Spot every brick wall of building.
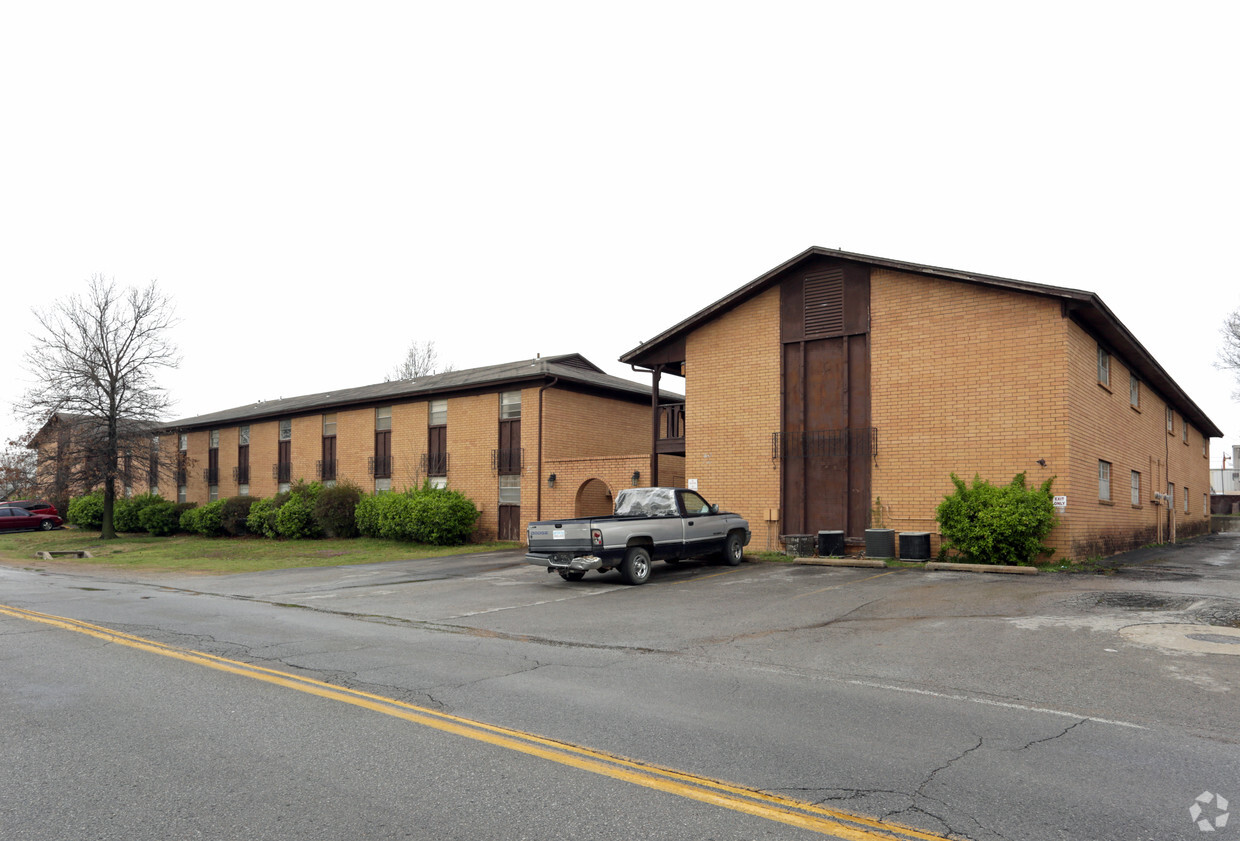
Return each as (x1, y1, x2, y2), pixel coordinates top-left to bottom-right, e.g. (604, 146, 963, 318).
(541, 388, 651, 460)
(869, 268, 1071, 553)
(1064, 320, 1213, 557)
(683, 287, 783, 552)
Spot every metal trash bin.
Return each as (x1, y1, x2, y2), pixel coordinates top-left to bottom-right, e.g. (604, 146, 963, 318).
(817, 530, 845, 557)
(899, 532, 931, 560)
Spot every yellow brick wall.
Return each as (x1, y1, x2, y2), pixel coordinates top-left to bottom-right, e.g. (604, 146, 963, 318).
(683, 287, 783, 552)
(869, 269, 1071, 553)
(542, 388, 652, 459)
(1064, 321, 1213, 556)
(168, 383, 667, 544)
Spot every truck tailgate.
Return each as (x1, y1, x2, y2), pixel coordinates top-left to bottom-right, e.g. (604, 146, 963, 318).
(527, 519, 594, 553)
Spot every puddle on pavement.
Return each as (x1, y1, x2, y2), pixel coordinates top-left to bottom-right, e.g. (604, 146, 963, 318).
(1083, 592, 1198, 611)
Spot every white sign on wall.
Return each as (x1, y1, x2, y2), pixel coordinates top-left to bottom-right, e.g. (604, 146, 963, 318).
(688, 478, 698, 490)
(1053, 495, 1067, 510)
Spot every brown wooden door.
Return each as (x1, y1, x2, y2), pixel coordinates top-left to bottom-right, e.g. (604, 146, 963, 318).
(498, 504, 521, 541)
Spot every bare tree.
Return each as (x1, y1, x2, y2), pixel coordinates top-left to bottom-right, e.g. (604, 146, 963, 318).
(0, 443, 37, 500)
(18, 275, 180, 538)
(1220, 308, 1240, 400)
(385, 339, 454, 381)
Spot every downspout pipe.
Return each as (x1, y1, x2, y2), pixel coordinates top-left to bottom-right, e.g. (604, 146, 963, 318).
(536, 376, 558, 521)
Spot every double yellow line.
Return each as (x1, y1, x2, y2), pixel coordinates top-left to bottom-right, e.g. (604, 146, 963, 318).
(1, 603, 947, 841)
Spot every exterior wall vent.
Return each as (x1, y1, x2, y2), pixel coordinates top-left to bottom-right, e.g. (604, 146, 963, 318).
(803, 269, 844, 337)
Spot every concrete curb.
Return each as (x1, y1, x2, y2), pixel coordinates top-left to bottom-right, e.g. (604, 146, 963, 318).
(925, 561, 1037, 575)
(793, 557, 889, 569)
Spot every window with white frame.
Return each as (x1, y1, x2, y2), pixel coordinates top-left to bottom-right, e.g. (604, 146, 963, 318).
(1097, 346, 1110, 387)
(1129, 374, 1139, 408)
(1098, 460, 1111, 501)
(499, 474, 521, 504)
(376, 406, 392, 431)
(1130, 470, 1141, 506)
(429, 399, 447, 426)
(429, 476, 447, 490)
(500, 390, 522, 420)
(279, 419, 292, 441)
(375, 477, 391, 493)
(322, 414, 336, 436)
(240, 425, 250, 446)
(1167, 483, 1175, 509)
(1166, 407, 1174, 434)
(179, 433, 188, 451)
(1182, 422, 1188, 444)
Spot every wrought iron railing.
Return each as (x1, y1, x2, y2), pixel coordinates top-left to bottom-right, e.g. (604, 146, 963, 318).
(273, 462, 293, 483)
(492, 448, 523, 474)
(772, 427, 878, 460)
(422, 452, 449, 476)
(317, 459, 337, 481)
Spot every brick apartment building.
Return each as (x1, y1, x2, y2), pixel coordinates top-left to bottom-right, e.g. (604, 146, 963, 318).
(621, 247, 1222, 560)
(158, 354, 682, 540)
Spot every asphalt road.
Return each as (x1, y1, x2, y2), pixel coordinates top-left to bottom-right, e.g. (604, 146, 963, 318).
(2, 535, 1238, 840)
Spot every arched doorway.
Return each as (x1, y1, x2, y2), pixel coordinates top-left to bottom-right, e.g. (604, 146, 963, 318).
(575, 478, 614, 517)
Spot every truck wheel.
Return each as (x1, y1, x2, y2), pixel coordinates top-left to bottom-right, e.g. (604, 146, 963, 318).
(619, 546, 652, 585)
(723, 533, 744, 566)
(558, 570, 586, 582)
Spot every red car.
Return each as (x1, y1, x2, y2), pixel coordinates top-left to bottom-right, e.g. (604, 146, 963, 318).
(0, 499, 60, 517)
(0, 507, 63, 531)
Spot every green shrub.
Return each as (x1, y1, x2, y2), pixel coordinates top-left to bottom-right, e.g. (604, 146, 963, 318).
(67, 492, 106, 529)
(275, 484, 323, 539)
(408, 485, 480, 545)
(182, 500, 226, 537)
(178, 504, 201, 534)
(139, 500, 184, 536)
(354, 493, 384, 538)
(220, 496, 257, 536)
(354, 483, 480, 545)
(314, 481, 363, 538)
(936, 472, 1056, 565)
(113, 493, 163, 533)
(246, 494, 288, 539)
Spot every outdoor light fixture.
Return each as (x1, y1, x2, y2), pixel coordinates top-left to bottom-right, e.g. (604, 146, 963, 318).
(547, 473, 556, 488)
(631, 470, 641, 485)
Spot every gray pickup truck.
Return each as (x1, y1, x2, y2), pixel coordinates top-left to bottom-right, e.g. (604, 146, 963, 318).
(525, 487, 751, 585)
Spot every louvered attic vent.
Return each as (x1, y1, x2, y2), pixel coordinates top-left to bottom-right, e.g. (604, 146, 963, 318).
(803, 269, 844, 337)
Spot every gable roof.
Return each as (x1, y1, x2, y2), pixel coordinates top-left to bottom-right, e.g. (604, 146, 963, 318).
(620, 246, 1223, 439)
(166, 353, 681, 431)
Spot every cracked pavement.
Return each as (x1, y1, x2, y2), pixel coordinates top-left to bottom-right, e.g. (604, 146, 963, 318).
(3, 534, 1240, 840)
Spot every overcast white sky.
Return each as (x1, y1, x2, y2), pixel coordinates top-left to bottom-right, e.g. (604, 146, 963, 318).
(4, 2, 1238, 464)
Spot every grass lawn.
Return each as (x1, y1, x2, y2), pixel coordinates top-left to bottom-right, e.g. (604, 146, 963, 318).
(0, 527, 521, 575)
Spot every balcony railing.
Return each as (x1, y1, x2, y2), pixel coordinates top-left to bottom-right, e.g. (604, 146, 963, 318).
(317, 459, 337, 481)
(273, 462, 293, 483)
(492, 447, 523, 474)
(232, 465, 251, 484)
(655, 403, 685, 455)
(422, 452, 449, 476)
(772, 427, 878, 460)
(368, 456, 393, 478)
